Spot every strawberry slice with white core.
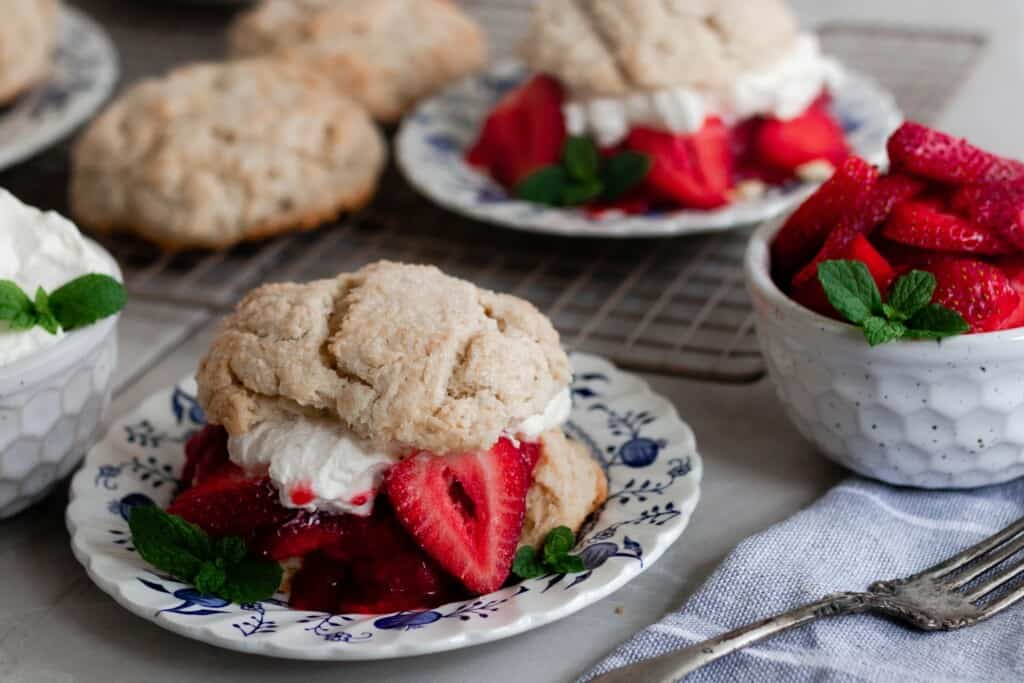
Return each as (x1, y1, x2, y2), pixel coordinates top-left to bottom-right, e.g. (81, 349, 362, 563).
(384, 438, 530, 595)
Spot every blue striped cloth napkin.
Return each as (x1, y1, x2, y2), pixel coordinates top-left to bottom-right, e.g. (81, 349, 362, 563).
(581, 477, 1024, 682)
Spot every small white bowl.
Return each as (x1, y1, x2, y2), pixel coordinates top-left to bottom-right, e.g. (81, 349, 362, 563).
(746, 218, 1024, 489)
(0, 242, 120, 517)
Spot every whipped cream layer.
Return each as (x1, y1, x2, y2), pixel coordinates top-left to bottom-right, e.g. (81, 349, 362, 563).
(229, 388, 573, 516)
(563, 34, 845, 147)
(0, 189, 118, 367)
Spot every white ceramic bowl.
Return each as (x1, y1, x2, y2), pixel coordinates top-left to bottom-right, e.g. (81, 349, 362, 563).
(0, 243, 120, 518)
(747, 218, 1024, 489)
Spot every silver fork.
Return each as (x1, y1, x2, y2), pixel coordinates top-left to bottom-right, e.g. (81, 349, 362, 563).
(590, 515, 1024, 682)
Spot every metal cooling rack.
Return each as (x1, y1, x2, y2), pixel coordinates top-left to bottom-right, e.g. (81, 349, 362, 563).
(91, 23, 987, 382)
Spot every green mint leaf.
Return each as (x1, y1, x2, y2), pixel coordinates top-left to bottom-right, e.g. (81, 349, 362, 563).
(33, 287, 59, 335)
(887, 270, 936, 321)
(512, 545, 546, 579)
(194, 561, 227, 595)
(563, 135, 600, 182)
(128, 507, 207, 581)
(48, 274, 126, 331)
(542, 526, 577, 567)
(548, 554, 586, 574)
(217, 536, 248, 566)
(516, 165, 568, 207)
(905, 304, 970, 340)
(817, 260, 883, 325)
(863, 316, 906, 346)
(601, 151, 652, 201)
(218, 556, 283, 603)
(562, 178, 604, 206)
(0, 280, 34, 326)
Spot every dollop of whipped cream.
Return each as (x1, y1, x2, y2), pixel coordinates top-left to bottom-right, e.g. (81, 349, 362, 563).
(563, 34, 845, 147)
(0, 189, 118, 367)
(228, 388, 574, 516)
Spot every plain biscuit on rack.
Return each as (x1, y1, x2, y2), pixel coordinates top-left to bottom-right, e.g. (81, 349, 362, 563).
(0, 0, 59, 104)
(523, 0, 799, 97)
(69, 60, 385, 251)
(228, 0, 488, 122)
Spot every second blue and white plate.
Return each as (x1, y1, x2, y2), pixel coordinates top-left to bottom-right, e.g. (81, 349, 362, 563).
(396, 60, 901, 239)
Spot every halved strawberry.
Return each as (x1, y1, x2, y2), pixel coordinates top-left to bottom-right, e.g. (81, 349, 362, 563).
(926, 258, 1020, 332)
(952, 182, 1024, 250)
(771, 156, 878, 280)
(996, 257, 1024, 330)
(790, 234, 895, 319)
(626, 118, 733, 210)
(466, 75, 566, 188)
(180, 425, 229, 490)
(383, 438, 530, 594)
(755, 101, 849, 172)
(792, 173, 923, 286)
(887, 121, 1024, 185)
(882, 200, 1014, 255)
(168, 464, 292, 538)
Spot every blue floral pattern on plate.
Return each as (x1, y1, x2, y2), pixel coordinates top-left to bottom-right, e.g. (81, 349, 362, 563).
(0, 6, 118, 171)
(396, 60, 902, 239)
(67, 353, 702, 660)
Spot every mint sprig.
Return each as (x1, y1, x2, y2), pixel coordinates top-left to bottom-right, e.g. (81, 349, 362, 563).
(516, 136, 651, 207)
(0, 273, 125, 335)
(512, 526, 585, 579)
(817, 261, 969, 346)
(128, 506, 282, 603)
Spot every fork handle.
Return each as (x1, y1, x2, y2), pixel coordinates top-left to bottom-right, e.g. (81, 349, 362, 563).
(588, 592, 873, 683)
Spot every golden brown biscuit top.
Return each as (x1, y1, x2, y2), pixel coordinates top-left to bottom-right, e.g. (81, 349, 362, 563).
(197, 262, 571, 454)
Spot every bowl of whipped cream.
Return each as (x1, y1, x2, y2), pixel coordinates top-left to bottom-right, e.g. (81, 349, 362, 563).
(0, 189, 122, 518)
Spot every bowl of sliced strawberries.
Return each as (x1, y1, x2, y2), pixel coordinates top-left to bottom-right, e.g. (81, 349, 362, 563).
(746, 121, 1024, 489)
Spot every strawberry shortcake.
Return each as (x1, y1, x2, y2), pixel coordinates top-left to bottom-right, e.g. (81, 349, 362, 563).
(168, 262, 607, 613)
(467, 0, 850, 214)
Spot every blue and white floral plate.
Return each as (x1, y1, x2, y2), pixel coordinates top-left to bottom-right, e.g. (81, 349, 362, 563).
(66, 353, 702, 660)
(0, 6, 118, 171)
(396, 60, 902, 239)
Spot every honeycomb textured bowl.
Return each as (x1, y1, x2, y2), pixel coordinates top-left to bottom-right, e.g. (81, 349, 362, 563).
(0, 240, 120, 518)
(747, 218, 1024, 489)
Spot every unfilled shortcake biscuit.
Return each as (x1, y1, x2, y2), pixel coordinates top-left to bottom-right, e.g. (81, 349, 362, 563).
(70, 60, 385, 251)
(0, 0, 59, 105)
(523, 0, 799, 97)
(228, 0, 488, 122)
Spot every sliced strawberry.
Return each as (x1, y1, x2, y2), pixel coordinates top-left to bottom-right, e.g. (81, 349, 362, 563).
(926, 258, 1020, 332)
(952, 182, 1024, 250)
(518, 441, 543, 471)
(996, 258, 1024, 330)
(466, 75, 566, 188)
(756, 102, 849, 172)
(180, 425, 229, 491)
(887, 121, 1024, 185)
(790, 235, 895, 319)
(168, 464, 292, 538)
(771, 156, 878, 280)
(626, 119, 733, 210)
(792, 173, 923, 286)
(384, 438, 530, 594)
(882, 200, 1015, 255)
(253, 512, 353, 561)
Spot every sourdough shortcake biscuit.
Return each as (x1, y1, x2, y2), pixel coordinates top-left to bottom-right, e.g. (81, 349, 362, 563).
(0, 0, 59, 105)
(523, 0, 799, 97)
(228, 0, 488, 122)
(70, 60, 385, 251)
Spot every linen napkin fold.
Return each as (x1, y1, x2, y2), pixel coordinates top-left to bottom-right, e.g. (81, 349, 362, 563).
(581, 477, 1024, 683)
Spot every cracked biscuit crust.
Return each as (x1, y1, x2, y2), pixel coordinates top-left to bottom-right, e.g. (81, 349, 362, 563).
(228, 0, 488, 122)
(69, 60, 385, 251)
(0, 0, 58, 105)
(523, 0, 798, 98)
(197, 261, 571, 455)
